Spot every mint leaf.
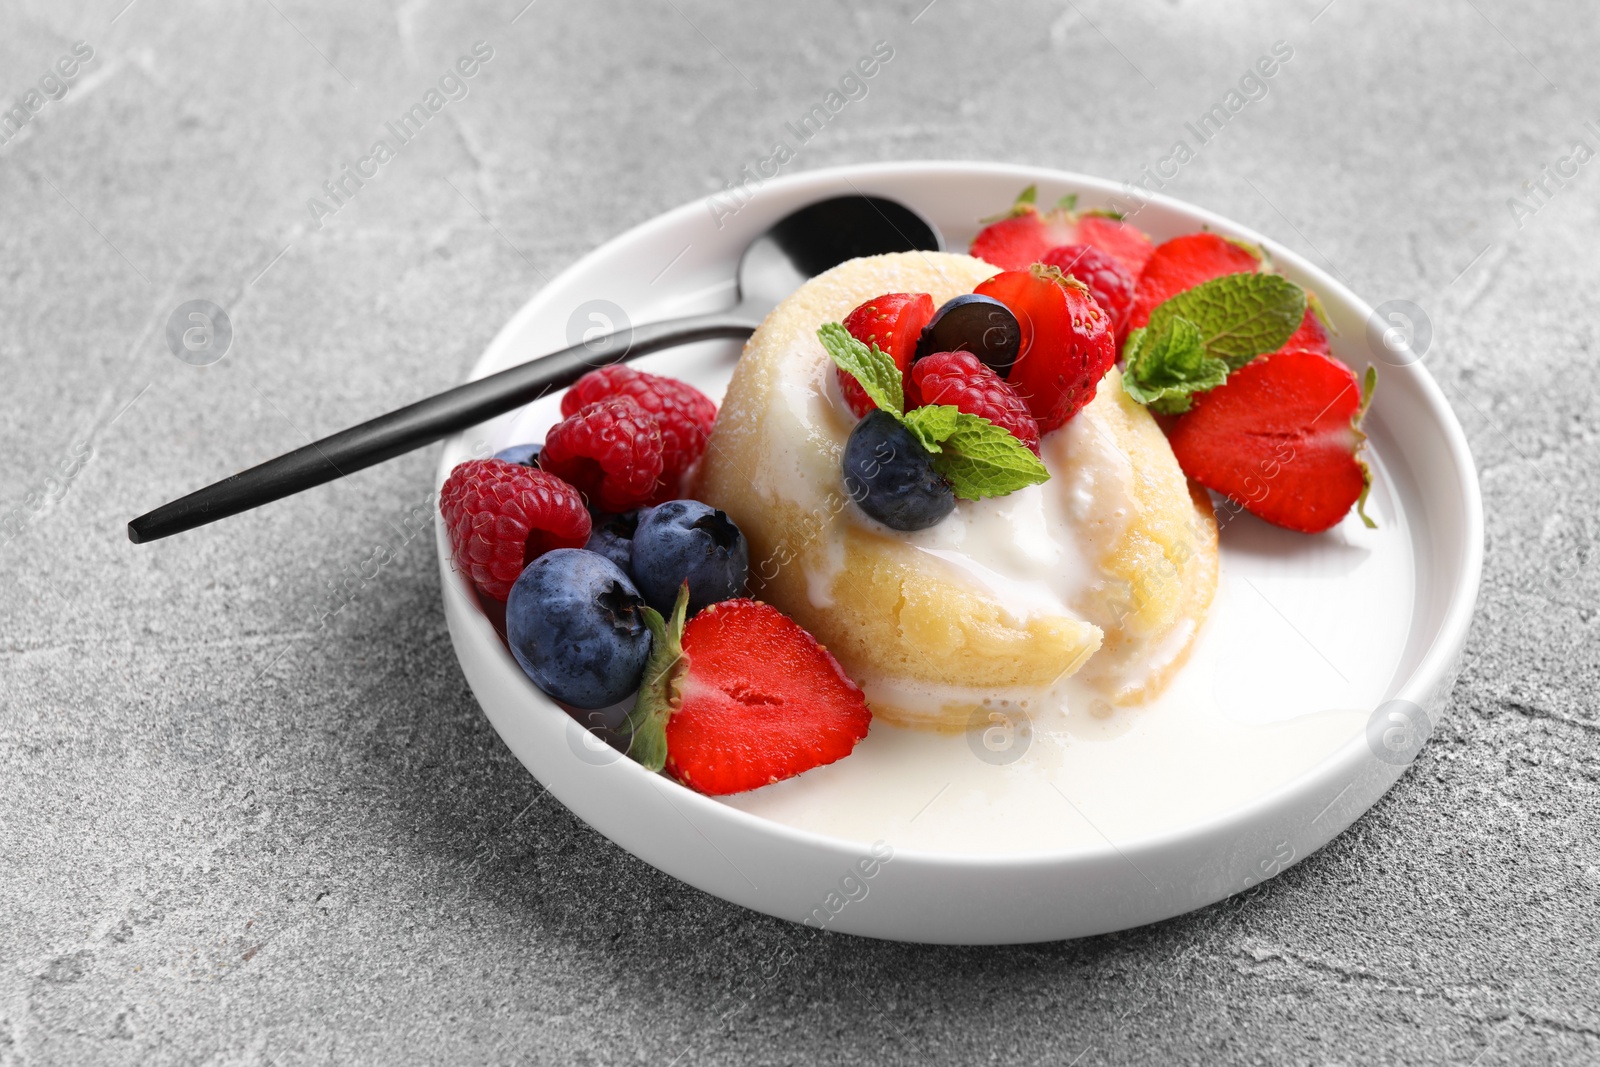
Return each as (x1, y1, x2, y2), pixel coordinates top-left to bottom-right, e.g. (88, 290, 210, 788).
(901, 404, 959, 453)
(623, 582, 689, 773)
(818, 322, 903, 415)
(1122, 316, 1230, 415)
(929, 412, 1050, 501)
(1144, 272, 1306, 370)
(906, 405, 1048, 498)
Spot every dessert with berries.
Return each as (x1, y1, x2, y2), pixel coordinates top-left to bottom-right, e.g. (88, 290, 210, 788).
(439, 184, 1378, 794)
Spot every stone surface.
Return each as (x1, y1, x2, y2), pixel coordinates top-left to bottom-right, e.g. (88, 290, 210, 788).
(1, 0, 1597, 1063)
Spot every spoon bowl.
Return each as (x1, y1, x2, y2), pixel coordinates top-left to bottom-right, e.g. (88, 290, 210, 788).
(735, 195, 943, 318)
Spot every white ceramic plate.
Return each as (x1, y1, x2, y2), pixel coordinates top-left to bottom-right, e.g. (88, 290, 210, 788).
(434, 162, 1482, 944)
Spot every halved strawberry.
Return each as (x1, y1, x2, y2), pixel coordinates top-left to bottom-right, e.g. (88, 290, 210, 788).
(969, 187, 1080, 270)
(1266, 301, 1331, 359)
(971, 188, 1156, 275)
(1075, 214, 1156, 276)
(838, 292, 935, 417)
(627, 588, 872, 796)
(1128, 233, 1262, 332)
(1167, 351, 1376, 534)
(973, 265, 1116, 433)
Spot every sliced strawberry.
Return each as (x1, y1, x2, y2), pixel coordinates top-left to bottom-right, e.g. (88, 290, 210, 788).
(1128, 233, 1262, 332)
(970, 210, 1079, 271)
(1075, 214, 1156, 276)
(627, 590, 871, 796)
(973, 265, 1116, 433)
(1167, 351, 1376, 534)
(838, 292, 935, 417)
(971, 189, 1156, 275)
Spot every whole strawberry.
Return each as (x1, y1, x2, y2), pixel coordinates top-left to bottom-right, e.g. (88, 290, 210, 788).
(911, 351, 1041, 454)
(542, 397, 665, 513)
(974, 265, 1117, 433)
(561, 366, 717, 500)
(440, 459, 591, 600)
(1040, 243, 1135, 338)
(625, 587, 872, 796)
(1168, 351, 1376, 534)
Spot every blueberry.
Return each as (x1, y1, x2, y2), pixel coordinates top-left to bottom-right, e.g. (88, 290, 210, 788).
(842, 409, 955, 532)
(915, 294, 1021, 377)
(585, 510, 640, 573)
(630, 500, 749, 615)
(505, 548, 651, 709)
(493, 442, 542, 467)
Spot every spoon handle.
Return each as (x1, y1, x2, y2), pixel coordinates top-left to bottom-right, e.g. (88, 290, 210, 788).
(127, 311, 758, 544)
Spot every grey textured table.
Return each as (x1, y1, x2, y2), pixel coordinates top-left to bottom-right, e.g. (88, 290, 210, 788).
(2, 1, 1597, 1063)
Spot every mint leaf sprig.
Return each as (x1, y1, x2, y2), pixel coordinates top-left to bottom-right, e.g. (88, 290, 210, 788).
(1122, 317, 1228, 415)
(910, 406, 1051, 500)
(818, 325, 1048, 501)
(1145, 271, 1306, 370)
(1122, 271, 1307, 414)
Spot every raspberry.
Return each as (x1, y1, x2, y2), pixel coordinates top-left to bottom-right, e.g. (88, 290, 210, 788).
(440, 459, 591, 601)
(561, 366, 716, 499)
(1040, 243, 1135, 338)
(911, 351, 1042, 454)
(541, 397, 666, 513)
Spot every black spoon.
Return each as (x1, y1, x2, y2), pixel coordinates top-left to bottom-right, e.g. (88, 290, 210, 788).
(128, 195, 942, 543)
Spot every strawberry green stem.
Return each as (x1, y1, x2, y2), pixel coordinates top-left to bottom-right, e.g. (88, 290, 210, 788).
(624, 582, 690, 772)
(1355, 365, 1379, 529)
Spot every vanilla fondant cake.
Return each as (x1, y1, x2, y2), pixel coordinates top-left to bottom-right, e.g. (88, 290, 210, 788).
(694, 252, 1218, 730)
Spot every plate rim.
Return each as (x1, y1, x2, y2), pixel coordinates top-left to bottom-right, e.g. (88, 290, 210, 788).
(435, 160, 1484, 877)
